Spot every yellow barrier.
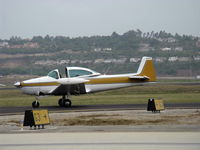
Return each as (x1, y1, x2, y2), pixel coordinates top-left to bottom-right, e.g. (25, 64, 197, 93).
(154, 100, 165, 111)
(23, 109, 50, 128)
(147, 99, 165, 113)
(32, 110, 50, 125)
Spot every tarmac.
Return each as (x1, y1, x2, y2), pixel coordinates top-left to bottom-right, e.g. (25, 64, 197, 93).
(0, 109, 200, 150)
(1, 103, 200, 115)
(0, 132, 200, 150)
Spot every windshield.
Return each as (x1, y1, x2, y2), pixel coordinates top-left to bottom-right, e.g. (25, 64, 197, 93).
(69, 69, 92, 77)
(47, 70, 59, 79)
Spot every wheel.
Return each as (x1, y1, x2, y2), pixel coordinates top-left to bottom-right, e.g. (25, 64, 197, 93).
(58, 98, 72, 107)
(58, 98, 64, 107)
(32, 101, 40, 108)
(63, 99, 72, 107)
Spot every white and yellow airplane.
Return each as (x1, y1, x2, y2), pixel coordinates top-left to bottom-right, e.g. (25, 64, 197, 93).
(14, 57, 156, 108)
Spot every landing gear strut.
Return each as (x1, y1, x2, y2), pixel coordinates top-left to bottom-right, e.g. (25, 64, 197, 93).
(32, 100, 40, 108)
(32, 96, 40, 108)
(58, 95, 72, 107)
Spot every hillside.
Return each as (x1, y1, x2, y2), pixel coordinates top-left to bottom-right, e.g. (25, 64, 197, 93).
(0, 30, 200, 76)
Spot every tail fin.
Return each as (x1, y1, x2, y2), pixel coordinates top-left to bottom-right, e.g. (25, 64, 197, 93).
(137, 57, 156, 82)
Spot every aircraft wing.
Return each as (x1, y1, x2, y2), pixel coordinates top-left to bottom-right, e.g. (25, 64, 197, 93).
(49, 78, 89, 95)
(129, 75, 149, 80)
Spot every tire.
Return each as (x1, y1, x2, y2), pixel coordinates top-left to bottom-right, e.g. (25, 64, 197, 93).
(32, 101, 40, 108)
(63, 99, 72, 107)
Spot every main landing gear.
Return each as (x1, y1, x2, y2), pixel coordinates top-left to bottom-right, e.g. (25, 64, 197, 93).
(31, 95, 72, 108)
(58, 95, 72, 107)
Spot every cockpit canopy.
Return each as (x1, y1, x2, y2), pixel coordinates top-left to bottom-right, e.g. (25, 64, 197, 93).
(47, 67, 100, 79)
(67, 67, 101, 78)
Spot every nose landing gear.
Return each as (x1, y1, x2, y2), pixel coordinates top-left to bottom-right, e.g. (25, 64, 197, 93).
(32, 100, 40, 108)
(32, 96, 40, 108)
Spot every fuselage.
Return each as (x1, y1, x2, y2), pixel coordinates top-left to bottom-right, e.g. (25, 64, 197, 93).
(14, 57, 156, 108)
(18, 73, 147, 96)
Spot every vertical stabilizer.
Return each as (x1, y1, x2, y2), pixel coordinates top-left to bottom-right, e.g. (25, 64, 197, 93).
(137, 57, 156, 81)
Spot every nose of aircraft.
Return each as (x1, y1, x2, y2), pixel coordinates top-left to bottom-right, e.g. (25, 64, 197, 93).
(14, 82, 21, 88)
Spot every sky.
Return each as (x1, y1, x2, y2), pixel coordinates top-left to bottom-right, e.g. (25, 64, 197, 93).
(0, 0, 200, 39)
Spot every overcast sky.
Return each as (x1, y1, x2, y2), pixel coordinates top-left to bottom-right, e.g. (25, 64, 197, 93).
(0, 0, 200, 39)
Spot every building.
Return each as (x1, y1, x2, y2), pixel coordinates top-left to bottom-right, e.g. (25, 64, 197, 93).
(178, 57, 190, 62)
(130, 58, 140, 63)
(194, 56, 200, 61)
(168, 56, 178, 62)
(155, 57, 167, 63)
(0, 42, 9, 48)
(161, 47, 172, 51)
(175, 47, 183, 51)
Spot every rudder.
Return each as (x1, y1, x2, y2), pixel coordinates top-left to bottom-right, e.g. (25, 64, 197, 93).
(137, 57, 156, 82)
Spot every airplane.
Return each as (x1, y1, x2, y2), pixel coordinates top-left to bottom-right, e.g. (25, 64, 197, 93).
(14, 56, 156, 108)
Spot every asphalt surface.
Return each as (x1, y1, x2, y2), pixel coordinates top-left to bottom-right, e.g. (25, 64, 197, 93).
(0, 132, 200, 150)
(0, 103, 200, 115)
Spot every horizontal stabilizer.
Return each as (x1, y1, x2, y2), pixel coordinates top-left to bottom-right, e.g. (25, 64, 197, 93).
(129, 75, 149, 80)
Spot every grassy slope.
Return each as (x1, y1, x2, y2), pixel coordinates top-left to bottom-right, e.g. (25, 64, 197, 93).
(0, 83, 200, 107)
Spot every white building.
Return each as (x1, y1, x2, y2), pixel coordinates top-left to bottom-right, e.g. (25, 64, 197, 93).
(71, 60, 79, 64)
(155, 57, 167, 63)
(94, 48, 101, 52)
(104, 59, 113, 63)
(129, 58, 141, 63)
(194, 56, 200, 61)
(103, 48, 112, 51)
(161, 47, 172, 51)
(94, 48, 112, 52)
(168, 57, 178, 62)
(59, 60, 70, 65)
(0, 42, 9, 48)
(167, 37, 176, 43)
(178, 57, 190, 62)
(79, 60, 92, 64)
(35, 60, 57, 66)
(175, 47, 183, 51)
(114, 58, 127, 64)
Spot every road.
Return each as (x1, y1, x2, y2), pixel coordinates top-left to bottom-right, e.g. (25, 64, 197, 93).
(0, 103, 200, 115)
(0, 132, 199, 150)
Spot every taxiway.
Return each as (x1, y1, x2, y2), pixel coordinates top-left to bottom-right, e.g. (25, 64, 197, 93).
(0, 103, 200, 115)
(0, 132, 199, 150)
